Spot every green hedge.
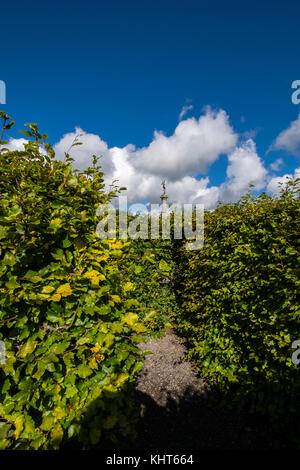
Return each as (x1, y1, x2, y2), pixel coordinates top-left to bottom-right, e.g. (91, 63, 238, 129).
(173, 183, 300, 423)
(122, 236, 177, 332)
(0, 119, 147, 449)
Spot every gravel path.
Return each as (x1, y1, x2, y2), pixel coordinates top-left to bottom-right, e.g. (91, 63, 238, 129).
(133, 329, 285, 450)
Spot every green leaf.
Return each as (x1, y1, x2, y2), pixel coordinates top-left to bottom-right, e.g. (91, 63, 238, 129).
(5, 277, 19, 290)
(77, 364, 93, 379)
(50, 423, 64, 448)
(159, 259, 171, 272)
(18, 340, 37, 358)
(62, 236, 72, 248)
(285, 247, 297, 256)
(0, 422, 11, 439)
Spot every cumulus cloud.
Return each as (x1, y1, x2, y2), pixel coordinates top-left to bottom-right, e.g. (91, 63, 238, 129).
(220, 139, 268, 200)
(53, 127, 114, 177)
(0, 137, 47, 154)
(1, 137, 29, 152)
(267, 167, 300, 196)
(132, 108, 237, 181)
(130, 138, 268, 210)
(271, 113, 300, 155)
(109, 145, 162, 204)
(2, 108, 284, 210)
(189, 139, 268, 208)
(51, 108, 239, 207)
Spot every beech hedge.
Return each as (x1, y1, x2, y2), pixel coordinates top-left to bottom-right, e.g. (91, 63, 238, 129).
(0, 117, 147, 449)
(173, 184, 300, 424)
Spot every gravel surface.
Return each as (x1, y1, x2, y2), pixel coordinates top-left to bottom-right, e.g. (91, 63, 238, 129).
(133, 329, 286, 451)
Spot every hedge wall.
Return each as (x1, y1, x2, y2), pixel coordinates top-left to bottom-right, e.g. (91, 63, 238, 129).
(122, 236, 177, 332)
(173, 183, 300, 425)
(0, 120, 147, 449)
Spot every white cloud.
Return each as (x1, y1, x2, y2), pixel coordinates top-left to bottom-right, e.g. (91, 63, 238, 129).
(270, 158, 284, 172)
(241, 127, 262, 140)
(1, 137, 29, 152)
(51, 108, 239, 207)
(221, 139, 268, 199)
(271, 113, 300, 155)
(53, 127, 114, 177)
(179, 104, 193, 121)
(107, 145, 218, 208)
(189, 139, 268, 208)
(132, 108, 238, 181)
(267, 167, 300, 196)
(0, 137, 47, 154)
(109, 145, 162, 204)
(4, 108, 294, 210)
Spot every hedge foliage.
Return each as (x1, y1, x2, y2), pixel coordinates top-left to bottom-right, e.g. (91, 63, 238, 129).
(173, 184, 300, 422)
(122, 236, 177, 332)
(0, 117, 148, 449)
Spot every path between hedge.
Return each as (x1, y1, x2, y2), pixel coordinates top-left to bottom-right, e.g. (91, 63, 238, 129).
(133, 329, 284, 450)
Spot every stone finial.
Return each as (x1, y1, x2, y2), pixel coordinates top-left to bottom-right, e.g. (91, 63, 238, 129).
(160, 180, 168, 214)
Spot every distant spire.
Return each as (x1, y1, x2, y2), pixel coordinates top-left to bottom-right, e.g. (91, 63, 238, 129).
(160, 179, 168, 214)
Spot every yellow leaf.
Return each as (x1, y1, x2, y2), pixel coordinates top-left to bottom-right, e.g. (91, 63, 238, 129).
(14, 415, 24, 439)
(132, 323, 147, 333)
(97, 255, 109, 262)
(84, 270, 106, 283)
(42, 286, 55, 294)
(99, 324, 108, 333)
(84, 270, 99, 279)
(37, 293, 50, 300)
(122, 312, 139, 327)
(53, 407, 67, 420)
(40, 415, 55, 431)
(110, 241, 123, 249)
(0, 354, 16, 373)
(53, 384, 61, 395)
(49, 218, 63, 230)
(56, 283, 72, 297)
(123, 282, 134, 292)
(89, 357, 98, 369)
(104, 333, 115, 347)
(28, 293, 37, 300)
(51, 293, 61, 302)
(115, 372, 129, 387)
(91, 277, 99, 287)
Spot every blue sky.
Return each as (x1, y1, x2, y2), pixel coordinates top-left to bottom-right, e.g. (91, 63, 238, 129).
(1, 0, 300, 207)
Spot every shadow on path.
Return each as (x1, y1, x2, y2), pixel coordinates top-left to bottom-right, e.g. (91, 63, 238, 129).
(131, 330, 289, 451)
(133, 386, 288, 451)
